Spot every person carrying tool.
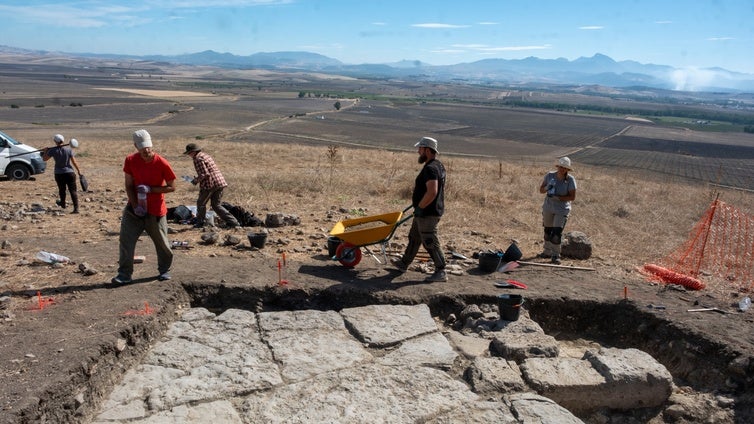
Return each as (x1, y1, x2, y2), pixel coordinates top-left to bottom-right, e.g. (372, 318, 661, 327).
(538, 156, 577, 264)
(111, 129, 176, 284)
(42, 134, 82, 214)
(391, 136, 448, 282)
(183, 143, 240, 229)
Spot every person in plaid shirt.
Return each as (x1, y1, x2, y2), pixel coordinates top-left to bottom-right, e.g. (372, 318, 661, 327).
(183, 143, 240, 229)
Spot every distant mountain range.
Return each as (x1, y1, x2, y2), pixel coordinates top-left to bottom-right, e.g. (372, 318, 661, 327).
(2, 45, 754, 93)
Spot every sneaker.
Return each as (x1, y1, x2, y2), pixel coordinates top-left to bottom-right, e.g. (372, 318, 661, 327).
(193, 223, 204, 229)
(551, 255, 561, 265)
(111, 275, 132, 284)
(70, 209, 79, 214)
(157, 272, 172, 281)
(424, 270, 447, 282)
(390, 257, 408, 272)
(537, 252, 551, 259)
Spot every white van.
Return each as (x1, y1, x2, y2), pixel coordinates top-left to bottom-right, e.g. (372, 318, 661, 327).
(0, 130, 46, 180)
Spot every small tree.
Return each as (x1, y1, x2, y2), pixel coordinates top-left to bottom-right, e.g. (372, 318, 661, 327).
(326, 145, 339, 187)
(334, 101, 341, 111)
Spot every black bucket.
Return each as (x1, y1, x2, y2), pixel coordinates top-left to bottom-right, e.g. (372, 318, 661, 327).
(327, 236, 342, 257)
(248, 232, 267, 249)
(498, 294, 524, 321)
(502, 243, 523, 262)
(478, 251, 504, 273)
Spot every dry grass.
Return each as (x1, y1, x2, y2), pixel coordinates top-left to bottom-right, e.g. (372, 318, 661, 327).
(72, 134, 753, 275)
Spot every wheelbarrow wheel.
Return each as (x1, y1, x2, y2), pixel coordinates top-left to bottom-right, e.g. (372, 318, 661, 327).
(336, 242, 362, 267)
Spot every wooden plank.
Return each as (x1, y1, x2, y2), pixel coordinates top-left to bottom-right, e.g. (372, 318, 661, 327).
(516, 261, 596, 271)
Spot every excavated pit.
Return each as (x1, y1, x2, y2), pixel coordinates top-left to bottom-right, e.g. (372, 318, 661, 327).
(9, 282, 752, 423)
(170, 283, 754, 423)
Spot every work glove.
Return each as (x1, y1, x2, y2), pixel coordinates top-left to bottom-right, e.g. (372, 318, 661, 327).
(414, 207, 424, 217)
(134, 205, 147, 217)
(137, 184, 151, 194)
(546, 182, 556, 197)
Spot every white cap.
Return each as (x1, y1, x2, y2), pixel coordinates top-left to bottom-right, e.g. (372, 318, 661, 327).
(53, 134, 64, 143)
(133, 129, 153, 149)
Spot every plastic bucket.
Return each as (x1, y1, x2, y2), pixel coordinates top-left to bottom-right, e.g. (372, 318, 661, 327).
(327, 236, 342, 257)
(502, 243, 522, 262)
(248, 232, 267, 249)
(478, 251, 503, 273)
(498, 294, 524, 321)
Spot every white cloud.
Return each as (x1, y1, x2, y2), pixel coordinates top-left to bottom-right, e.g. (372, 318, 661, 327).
(708, 37, 735, 41)
(477, 22, 499, 25)
(654, 20, 672, 24)
(372, 22, 387, 26)
(451, 44, 490, 49)
(412, 23, 469, 29)
(431, 49, 466, 54)
(578, 26, 604, 30)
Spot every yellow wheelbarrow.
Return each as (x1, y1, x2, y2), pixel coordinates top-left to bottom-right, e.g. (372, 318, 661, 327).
(329, 206, 413, 267)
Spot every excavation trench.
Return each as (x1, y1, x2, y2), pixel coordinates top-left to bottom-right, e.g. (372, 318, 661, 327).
(15, 282, 752, 423)
(161, 282, 752, 422)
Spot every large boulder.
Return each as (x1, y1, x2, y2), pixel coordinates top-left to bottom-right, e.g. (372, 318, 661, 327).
(561, 231, 592, 259)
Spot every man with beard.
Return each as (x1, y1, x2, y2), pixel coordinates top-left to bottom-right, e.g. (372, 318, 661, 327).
(391, 136, 448, 282)
(111, 129, 177, 284)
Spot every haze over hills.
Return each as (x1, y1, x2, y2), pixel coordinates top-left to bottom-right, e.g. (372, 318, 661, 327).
(2, 44, 754, 93)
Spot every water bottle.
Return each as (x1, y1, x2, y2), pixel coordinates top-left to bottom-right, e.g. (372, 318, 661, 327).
(739, 297, 751, 312)
(136, 185, 149, 216)
(36, 251, 70, 264)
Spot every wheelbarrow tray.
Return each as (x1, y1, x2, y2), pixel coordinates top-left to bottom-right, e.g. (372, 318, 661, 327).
(329, 211, 403, 247)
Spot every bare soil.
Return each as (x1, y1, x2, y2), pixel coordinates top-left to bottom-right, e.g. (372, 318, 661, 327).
(1, 59, 753, 423)
(1, 176, 753, 423)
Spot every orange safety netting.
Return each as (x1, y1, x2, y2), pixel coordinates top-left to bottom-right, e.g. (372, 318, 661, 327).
(643, 198, 754, 291)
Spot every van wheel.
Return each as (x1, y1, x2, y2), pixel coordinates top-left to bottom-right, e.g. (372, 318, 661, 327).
(6, 163, 31, 180)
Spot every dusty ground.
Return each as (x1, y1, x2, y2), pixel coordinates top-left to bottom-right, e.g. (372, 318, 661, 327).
(0, 58, 753, 422)
(1, 174, 753, 423)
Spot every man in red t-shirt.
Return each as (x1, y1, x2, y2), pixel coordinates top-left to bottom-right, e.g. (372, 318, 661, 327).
(112, 129, 177, 284)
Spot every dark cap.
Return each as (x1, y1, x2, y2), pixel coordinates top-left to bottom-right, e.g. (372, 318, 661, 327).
(183, 143, 201, 154)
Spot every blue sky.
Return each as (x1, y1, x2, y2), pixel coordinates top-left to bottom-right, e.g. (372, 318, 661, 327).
(1, 0, 753, 74)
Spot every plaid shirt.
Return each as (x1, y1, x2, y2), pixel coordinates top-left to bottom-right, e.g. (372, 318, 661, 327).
(192, 151, 227, 190)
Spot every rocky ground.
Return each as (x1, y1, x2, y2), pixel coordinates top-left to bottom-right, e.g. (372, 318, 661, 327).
(1, 181, 753, 423)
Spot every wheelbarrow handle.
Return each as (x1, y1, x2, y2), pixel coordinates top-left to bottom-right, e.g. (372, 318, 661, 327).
(402, 205, 414, 213)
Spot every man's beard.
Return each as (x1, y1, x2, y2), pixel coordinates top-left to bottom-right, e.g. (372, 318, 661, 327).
(418, 153, 428, 164)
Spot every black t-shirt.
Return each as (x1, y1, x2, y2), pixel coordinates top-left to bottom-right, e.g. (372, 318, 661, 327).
(412, 158, 446, 216)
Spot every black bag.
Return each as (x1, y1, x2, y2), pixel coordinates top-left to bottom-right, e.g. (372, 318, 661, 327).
(222, 202, 264, 227)
(168, 205, 194, 223)
(79, 174, 89, 192)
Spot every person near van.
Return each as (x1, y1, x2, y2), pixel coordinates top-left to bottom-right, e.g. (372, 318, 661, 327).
(391, 136, 448, 282)
(42, 134, 82, 214)
(183, 143, 240, 229)
(538, 156, 577, 264)
(111, 129, 177, 284)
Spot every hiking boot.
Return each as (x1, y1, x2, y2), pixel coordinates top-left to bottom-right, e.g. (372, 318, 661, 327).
(111, 275, 132, 285)
(390, 257, 408, 272)
(157, 272, 172, 281)
(70, 209, 79, 214)
(425, 270, 447, 282)
(537, 252, 551, 259)
(193, 223, 205, 229)
(55, 200, 66, 208)
(551, 255, 561, 265)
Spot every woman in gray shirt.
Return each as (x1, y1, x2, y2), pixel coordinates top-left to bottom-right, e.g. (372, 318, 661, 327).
(538, 157, 577, 264)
